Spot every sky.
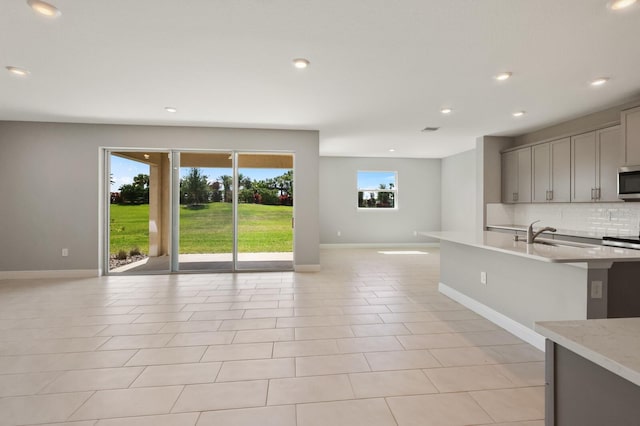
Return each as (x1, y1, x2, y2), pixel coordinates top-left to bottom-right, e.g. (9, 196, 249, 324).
(357, 171, 397, 190)
(110, 155, 291, 191)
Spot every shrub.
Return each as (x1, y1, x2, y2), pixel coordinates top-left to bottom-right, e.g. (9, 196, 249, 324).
(116, 249, 128, 260)
(129, 247, 141, 256)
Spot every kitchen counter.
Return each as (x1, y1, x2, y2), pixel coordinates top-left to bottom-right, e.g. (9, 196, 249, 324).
(424, 231, 640, 350)
(536, 318, 640, 425)
(423, 231, 640, 265)
(536, 318, 640, 386)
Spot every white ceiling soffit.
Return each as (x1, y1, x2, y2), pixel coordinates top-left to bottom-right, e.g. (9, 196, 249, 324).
(1, 0, 639, 158)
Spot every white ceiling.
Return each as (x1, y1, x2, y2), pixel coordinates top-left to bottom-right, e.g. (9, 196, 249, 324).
(1, 0, 640, 158)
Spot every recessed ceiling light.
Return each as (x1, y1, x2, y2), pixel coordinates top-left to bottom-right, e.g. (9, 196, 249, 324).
(495, 72, 512, 81)
(389, 149, 396, 152)
(27, 0, 61, 17)
(164, 107, 177, 113)
(609, 0, 637, 10)
(512, 111, 525, 117)
(292, 58, 310, 69)
(440, 108, 452, 114)
(590, 77, 609, 86)
(6, 66, 30, 77)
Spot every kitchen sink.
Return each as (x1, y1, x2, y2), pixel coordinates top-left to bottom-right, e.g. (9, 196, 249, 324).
(534, 238, 599, 248)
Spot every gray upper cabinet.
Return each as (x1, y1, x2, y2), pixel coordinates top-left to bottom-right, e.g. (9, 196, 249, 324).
(571, 132, 597, 202)
(502, 150, 517, 203)
(598, 126, 623, 201)
(502, 147, 531, 203)
(533, 138, 570, 203)
(532, 143, 550, 202)
(571, 126, 622, 202)
(623, 106, 640, 165)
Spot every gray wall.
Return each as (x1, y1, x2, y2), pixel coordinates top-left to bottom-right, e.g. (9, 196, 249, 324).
(319, 156, 441, 244)
(0, 121, 320, 272)
(441, 149, 476, 232)
(476, 136, 515, 231)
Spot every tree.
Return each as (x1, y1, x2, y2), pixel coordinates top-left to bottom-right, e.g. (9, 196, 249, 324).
(133, 174, 149, 189)
(377, 183, 392, 207)
(219, 175, 233, 203)
(181, 168, 210, 206)
(210, 180, 222, 202)
(238, 173, 252, 191)
(273, 170, 293, 204)
(118, 173, 149, 204)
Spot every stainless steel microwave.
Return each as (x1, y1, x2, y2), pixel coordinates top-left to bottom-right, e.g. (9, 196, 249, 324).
(618, 166, 640, 200)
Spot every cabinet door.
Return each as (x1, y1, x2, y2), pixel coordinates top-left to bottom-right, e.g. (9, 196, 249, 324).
(623, 106, 640, 165)
(550, 137, 571, 202)
(532, 143, 550, 202)
(598, 125, 623, 202)
(516, 147, 532, 203)
(571, 132, 597, 202)
(502, 151, 518, 203)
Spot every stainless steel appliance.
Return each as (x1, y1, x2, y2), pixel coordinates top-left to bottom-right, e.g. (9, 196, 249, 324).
(602, 236, 640, 250)
(618, 166, 640, 200)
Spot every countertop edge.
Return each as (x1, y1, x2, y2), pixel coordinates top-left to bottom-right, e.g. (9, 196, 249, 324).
(422, 231, 640, 265)
(535, 322, 640, 387)
(421, 232, 576, 264)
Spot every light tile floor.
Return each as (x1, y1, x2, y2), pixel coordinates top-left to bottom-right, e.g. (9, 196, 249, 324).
(0, 248, 545, 425)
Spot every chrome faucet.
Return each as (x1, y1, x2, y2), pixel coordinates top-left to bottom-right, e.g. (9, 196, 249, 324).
(527, 220, 557, 244)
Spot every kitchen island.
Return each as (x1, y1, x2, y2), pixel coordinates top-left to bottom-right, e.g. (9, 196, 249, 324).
(423, 231, 640, 350)
(536, 318, 640, 426)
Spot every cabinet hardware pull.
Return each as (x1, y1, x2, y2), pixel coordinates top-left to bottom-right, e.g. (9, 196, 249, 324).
(549, 190, 553, 201)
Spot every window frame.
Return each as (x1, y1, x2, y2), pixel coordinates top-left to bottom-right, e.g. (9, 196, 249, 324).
(356, 170, 398, 210)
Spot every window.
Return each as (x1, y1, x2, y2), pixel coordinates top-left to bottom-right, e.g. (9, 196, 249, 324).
(357, 171, 397, 209)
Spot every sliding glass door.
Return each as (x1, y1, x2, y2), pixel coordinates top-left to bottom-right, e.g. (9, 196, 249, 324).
(176, 152, 234, 272)
(236, 153, 294, 271)
(107, 149, 293, 274)
(107, 150, 171, 274)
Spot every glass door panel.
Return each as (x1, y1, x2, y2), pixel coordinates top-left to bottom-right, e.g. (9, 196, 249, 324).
(177, 152, 234, 272)
(236, 153, 294, 271)
(108, 151, 171, 274)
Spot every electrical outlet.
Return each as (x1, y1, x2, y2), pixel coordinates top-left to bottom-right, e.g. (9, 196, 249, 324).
(480, 271, 487, 285)
(337, 231, 341, 237)
(413, 230, 418, 237)
(62, 248, 69, 257)
(591, 281, 603, 299)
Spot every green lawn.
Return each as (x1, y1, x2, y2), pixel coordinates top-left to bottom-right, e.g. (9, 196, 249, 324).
(109, 203, 293, 254)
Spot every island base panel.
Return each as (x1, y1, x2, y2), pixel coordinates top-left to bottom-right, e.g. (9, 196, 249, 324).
(546, 341, 640, 426)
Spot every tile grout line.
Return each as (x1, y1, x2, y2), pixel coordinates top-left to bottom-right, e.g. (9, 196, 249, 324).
(64, 389, 96, 422)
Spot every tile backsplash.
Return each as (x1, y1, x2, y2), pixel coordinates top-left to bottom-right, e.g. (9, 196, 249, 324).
(487, 203, 640, 237)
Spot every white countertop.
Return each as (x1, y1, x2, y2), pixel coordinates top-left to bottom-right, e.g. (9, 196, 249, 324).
(487, 224, 605, 240)
(422, 231, 640, 264)
(535, 318, 640, 387)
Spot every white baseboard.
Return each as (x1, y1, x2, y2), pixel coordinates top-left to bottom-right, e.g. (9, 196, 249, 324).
(295, 264, 321, 272)
(0, 269, 100, 280)
(320, 243, 440, 249)
(438, 282, 546, 351)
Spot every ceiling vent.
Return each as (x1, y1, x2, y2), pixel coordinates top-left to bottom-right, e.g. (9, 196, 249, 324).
(421, 126, 440, 132)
